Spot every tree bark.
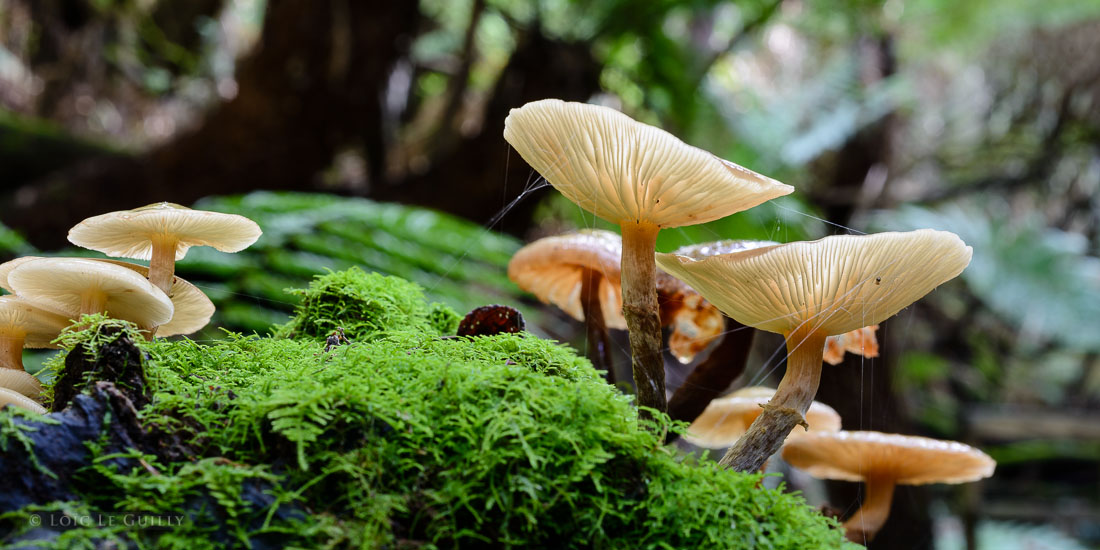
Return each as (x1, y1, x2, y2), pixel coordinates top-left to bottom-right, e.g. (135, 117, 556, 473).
(2, 0, 420, 249)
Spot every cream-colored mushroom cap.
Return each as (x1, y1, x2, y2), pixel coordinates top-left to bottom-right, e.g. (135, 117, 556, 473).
(0, 295, 72, 348)
(507, 230, 627, 329)
(0, 369, 43, 398)
(6, 258, 173, 327)
(782, 431, 996, 485)
(685, 386, 841, 448)
(0, 387, 46, 414)
(0, 256, 42, 293)
(503, 99, 793, 227)
(656, 230, 972, 336)
(94, 260, 214, 336)
(67, 202, 262, 261)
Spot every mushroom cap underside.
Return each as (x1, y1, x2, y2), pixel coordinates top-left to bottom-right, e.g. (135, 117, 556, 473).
(6, 258, 173, 327)
(656, 230, 972, 336)
(782, 430, 996, 485)
(508, 230, 627, 329)
(503, 99, 792, 228)
(67, 202, 262, 261)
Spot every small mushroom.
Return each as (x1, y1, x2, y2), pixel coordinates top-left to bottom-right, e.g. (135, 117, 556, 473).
(5, 258, 173, 329)
(0, 296, 70, 398)
(67, 202, 262, 295)
(92, 259, 215, 336)
(505, 100, 791, 415)
(656, 230, 972, 471)
(782, 431, 995, 543)
(685, 386, 841, 449)
(508, 229, 725, 384)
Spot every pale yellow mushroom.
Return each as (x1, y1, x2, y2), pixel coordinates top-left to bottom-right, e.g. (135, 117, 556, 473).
(505, 100, 791, 415)
(656, 230, 972, 471)
(782, 431, 995, 543)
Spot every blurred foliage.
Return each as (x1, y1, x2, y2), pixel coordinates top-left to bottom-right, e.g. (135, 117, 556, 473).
(883, 205, 1100, 353)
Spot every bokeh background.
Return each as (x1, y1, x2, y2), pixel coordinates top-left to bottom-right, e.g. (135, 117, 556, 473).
(2, 1, 1099, 548)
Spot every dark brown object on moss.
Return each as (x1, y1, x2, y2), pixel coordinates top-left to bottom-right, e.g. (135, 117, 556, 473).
(457, 305, 525, 338)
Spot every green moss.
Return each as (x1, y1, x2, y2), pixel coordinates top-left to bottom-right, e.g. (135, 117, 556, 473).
(6, 269, 855, 549)
(272, 266, 448, 341)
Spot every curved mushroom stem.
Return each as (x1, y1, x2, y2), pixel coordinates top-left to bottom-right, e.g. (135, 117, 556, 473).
(0, 336, 25, 370)
(579, 268, 614, 385)
(619, 221, 666, 419)
(719, 324, 827, 471)
(843, 475, 897, 544)
(148, 234, 179, 296)
(666, 317, 754, 443)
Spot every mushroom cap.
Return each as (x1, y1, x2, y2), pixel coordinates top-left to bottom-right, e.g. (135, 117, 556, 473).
(684, 386, 842, 448)
(662, 240, 777, 363)
(0, 369, 43, 398)
(508, 230, 628, 329)
(94, 260, 215, 336)
(782, 431, 996, 485)
(67, 202, 262, 261)
(0, 387, 46, 414)
(6, 258, 173, 327)
(503, 99, 793, 228)
(823, 325, 880, 365)
(0, 295, 72, 348)
(0, 256, 42, 293)
(656, 230, 972, 336)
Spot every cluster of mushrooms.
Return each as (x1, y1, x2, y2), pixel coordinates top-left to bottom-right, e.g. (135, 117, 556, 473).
(503, 99, 995, 543)
(0, 202, 261, 413)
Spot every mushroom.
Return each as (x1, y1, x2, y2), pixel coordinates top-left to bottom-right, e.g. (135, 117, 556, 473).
(656, 230, 972, 471)
(504, 99, 791, 415)
(5, 258, 174, 330)
(66, 202, 262, 295)
(685, 386, 841, 449)
(507, 229, 725, 384)
(92, 259, 215, 336)
(0, 295, 71, 398)
(0, 386, 46, 414)
(782, 431, 995, 543)
(823, 325, 880, 365)
(507, 230, 625, 380)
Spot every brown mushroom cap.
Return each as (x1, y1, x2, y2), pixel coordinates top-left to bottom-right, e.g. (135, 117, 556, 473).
(503, 99, 793, 228)
(93, 260, 214, 336)
(0, 295, 72, 348)
(0, 369, 43, 398)
(0, 386, 46, 414)
(67, 202, 262, 261)
(782, 431, 996, 485)
(508, 230, 627, 329)
(656, 230, 973, 336)
(6, 258, 173, 327)
(685, 386, 841, 448)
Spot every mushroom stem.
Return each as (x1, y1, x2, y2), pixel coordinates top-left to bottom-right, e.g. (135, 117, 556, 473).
(148, 234, 179, 296)
(579, 267, 614, 385)
(79, 290, 108, 316)
(0, 335, 25, 370)
(719, 324, 827, 471)
(666, 317, 754, 440)
(619, 221, 666, 418)
(843, 475, 897, 543)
